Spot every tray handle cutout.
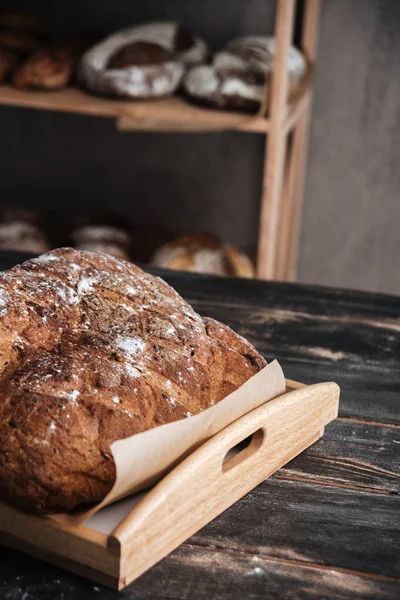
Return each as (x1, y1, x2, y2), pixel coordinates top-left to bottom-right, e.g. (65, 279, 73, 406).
(222, 428, 265, 473)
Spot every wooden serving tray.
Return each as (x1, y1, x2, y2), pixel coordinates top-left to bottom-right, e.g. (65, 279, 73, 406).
(0, 379, 339, 590)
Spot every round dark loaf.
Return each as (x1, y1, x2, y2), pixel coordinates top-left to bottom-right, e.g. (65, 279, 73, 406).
(0, 248, 265, 514)
(70, 224, 132, 261)
(79, 22, 207, 99)
(183, 36, 306, 113)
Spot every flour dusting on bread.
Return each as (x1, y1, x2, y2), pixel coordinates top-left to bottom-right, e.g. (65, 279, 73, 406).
(0, 248, 265, 514)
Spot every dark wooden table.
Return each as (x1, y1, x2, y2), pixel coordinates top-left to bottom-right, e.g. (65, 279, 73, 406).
(0, 251, 399, 600)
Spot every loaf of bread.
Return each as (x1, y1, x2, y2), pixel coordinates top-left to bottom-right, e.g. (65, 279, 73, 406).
(0, 248, 265, 514)
(70, 224, 132, 261)
(13, 45, 75, 89)
(13, 36, 99, 90)
(183, 36, 306, 113)
(79, 22, 207, 99)
(0, 213, 50, 254)
(152, 234, 255, 278)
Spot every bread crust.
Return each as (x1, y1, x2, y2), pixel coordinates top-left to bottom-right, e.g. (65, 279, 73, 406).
(183, 36, 306, 113)
(152, 234, 255, 278)
(13, 37, 97, 89)
(78, 22, 207, 99)
(0, 248, 265, 513)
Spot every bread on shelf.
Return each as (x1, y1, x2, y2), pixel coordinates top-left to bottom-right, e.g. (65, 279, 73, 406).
(79, 22, 208, 99)
(13, 35, 100, 90)
(70, 223, 132, 261)
(0, 209, 50, 254)
(183, 35, 306, 113)
(151, 234, 255, 278)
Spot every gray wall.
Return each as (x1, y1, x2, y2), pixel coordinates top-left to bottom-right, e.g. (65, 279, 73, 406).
(1, 0, 399, 293)
(300, 0, 400, 294)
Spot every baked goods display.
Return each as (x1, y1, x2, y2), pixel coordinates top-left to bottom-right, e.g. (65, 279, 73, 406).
(182, 50, 266, 113)
(151, 234, 255, 278)
(0, 10, 97, 90)
(227, 35, 306, 86)
(183, 36, 306, 112)
(0, 9, 306, 113)
(0, 248, 265, 513)
(78, 22, 208, 99)
(70, 223, 132, 260)
(0, 210, 50, 254)
(0, 207, 255, 278)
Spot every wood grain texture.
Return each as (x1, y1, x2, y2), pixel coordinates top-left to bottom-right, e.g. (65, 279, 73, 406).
(192, 478, 400, 579)
(1, 544, 399, 600)
(277, 419, 400, 493)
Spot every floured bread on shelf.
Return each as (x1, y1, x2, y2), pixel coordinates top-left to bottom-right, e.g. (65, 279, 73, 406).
(0, 210, 50, 254)
(151, 234, 255, 278)
(0, 248, 265, 514)
(79, 22, 208, 99)
(70, 224, 132, 261)
(183, 35, 306, 113)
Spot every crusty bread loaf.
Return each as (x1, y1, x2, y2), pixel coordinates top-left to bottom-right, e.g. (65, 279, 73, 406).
(152, 234, 255, 278)
(79, 22, 207, 99)
(70, 224, 132, 261)
(0, 221, 50, 254)
(13, 36, 99, 90)
(0, 248, 265, 514)
(183, 36, 306, 113)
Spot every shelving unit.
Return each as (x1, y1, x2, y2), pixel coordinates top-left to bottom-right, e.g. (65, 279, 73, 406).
(0, 0, 320, 281)
(0, 84, 299, 134)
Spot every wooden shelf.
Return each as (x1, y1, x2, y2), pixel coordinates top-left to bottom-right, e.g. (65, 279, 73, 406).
(0, 84, 309, 134)
(0, 0, 319, 281)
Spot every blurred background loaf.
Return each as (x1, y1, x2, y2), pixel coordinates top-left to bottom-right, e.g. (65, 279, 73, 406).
(152, 234, 254, 278)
